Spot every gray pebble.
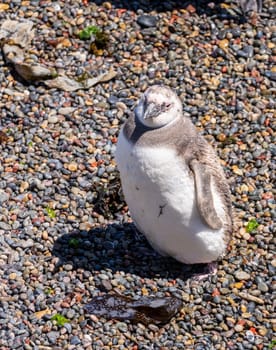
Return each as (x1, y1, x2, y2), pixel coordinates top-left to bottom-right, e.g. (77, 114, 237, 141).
(236, 45, 254, 58)
(70, 335, 81, 345)
(257, 281, 269, 293)
(47, 331, 60, 344)
(116, 322, 128, 333)
(0, 222, 11, 230)
(234, 271, 251, 281)
(64, 323, 72, 333)
(137, 15, 158, 28)
(0, 190, 9, 203)
(98, 273, 109, 280)
(66, 309, 75, 319)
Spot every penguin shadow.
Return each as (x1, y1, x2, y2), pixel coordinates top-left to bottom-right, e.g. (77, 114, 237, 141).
(52, 223, 207, 282)
(92, 0, 246, 22)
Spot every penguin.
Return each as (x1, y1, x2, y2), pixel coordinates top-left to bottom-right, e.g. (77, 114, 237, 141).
(115, 85, 233, 275)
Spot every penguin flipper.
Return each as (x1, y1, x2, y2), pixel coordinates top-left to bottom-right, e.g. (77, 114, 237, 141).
(190, 159, 223, 230)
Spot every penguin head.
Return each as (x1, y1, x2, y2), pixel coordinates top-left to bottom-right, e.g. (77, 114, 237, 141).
(134, 85, 182, 128)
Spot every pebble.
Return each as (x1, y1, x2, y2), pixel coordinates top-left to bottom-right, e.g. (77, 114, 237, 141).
(137, 15, 158, 28)
(234, 324, 244, 332)
(0, 0, 274, 349)
(234, 271, 251, 281)
(236, 45, 254, 58)
(230, 28, 241, 38)
(68, 163, 78, 172)
(0, 222, 11, 230)
(70, 336, 81, 345)
(264, 71, 276, 81)
(0, 189, 9, 203)
(47, 331, 59, 344)
(116, 322, 128, 333)
(58, 107, 76, 115)
(257, 281, 269, 293)
(238, 292, 264, 305)
(48, 115, 59, 124)
(102, 279, 113, 291)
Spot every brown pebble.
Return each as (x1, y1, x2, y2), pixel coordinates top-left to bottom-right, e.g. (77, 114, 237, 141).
(42, 231, 48, 240)
(238, 292, 264, 304)
(67, 163, 78, 172)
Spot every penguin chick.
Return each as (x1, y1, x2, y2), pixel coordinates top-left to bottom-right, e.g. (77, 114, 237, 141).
(115, 85, 233, 274)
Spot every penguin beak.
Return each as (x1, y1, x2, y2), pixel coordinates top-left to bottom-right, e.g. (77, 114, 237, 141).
(144, 102, 161, 119)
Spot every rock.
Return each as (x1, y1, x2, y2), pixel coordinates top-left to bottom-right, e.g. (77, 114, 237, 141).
(238, 292, 264, 304)
(0, 222, 12, 230)
(230, 28, 241, 38)
(236, 45, 254, 59)
(47, 331, 59, 344)
(67, 163, 78, 172)
(137, 15, 158, 28)
(58, 107, 76, 115)
(13, 62, 57, 82)
(66, 309, 75, 319)
(264, 71, 276, 81)
(0, 20, 34, 47)
(45, 70, 117, 91)
(48, 115, 59, 124)
(234, 324, 244, 332)
(101, 279, 113, 291)
(257, 281, 269, 293)
(234, 271, 251, 281)
(70, 335, 81, 345)
(0, 189, 9, 203)
(116, 322, 128, 333)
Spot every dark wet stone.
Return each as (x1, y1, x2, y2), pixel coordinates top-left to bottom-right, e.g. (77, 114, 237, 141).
(108, 95, 119, 104)
(230, 28, 241, 38)
(137, 15, 158, 28)
(255, 30, 264, 39)
(236, 45, 254, 58)
(216, 313, 224, 321)
(264, 71, 276, 81)
(217, 30, 227, 40)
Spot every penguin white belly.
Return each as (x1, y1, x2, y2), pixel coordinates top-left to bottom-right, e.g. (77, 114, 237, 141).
(116, 133, 226, 264)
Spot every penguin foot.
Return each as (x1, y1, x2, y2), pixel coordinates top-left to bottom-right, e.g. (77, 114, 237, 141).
(191, 262, 217, 281)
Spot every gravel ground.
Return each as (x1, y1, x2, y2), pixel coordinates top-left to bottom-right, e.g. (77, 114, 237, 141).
(0, 0, 275, 349)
